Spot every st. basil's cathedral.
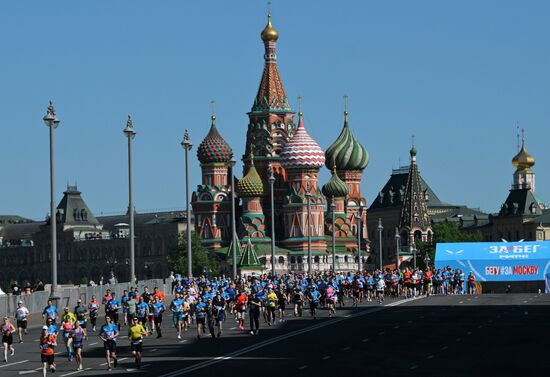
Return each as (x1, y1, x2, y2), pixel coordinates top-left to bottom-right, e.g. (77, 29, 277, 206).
(191, 12, 370, 274)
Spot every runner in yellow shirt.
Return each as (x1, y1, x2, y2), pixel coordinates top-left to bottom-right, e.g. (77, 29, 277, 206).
(266, 288, 278, 326)
(128, 317, 147, 369)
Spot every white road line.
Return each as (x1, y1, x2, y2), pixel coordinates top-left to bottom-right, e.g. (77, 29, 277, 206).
(362, 338, 369, 342)
(89, 342, 98, 346)
(100, 357, 128, 366)
(394, 325, 400, 329)
(459, 301, 464, 304)
(322, 356, 331, 360)
(179, 340, 187, 343)
(60, 368, 91, 376)
(342, 346, 351, 351)
(18, 371, 37, 375)
(378, 331, 385, 335)
(159, 297, 424, 377)
(150, 348, 158, 352)
(298, 365, 308, 370)
(441, 346, 448, 350)
(0, 359, 29, 368)
(477, 325, 483, 329)
(410, 365, 418, 370)
(427, 355, 434, 359)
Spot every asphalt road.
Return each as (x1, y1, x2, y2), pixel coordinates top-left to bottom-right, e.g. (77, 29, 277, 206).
(1, 293, 549, 377)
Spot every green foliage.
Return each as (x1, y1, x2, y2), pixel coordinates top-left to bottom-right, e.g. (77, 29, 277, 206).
(80, 276, 89, 285)
(167, 231, 220, 277)
(416, 222, 483, 269)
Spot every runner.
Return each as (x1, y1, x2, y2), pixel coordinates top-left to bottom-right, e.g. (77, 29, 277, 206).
(307, 286, 320, 320)
(136, 297, 149, 331)
(325, 284, 336, 317)
(266, 288, 278, 326)
(292, 287, 304, 317)
(2, 317, 15, 362)
(212, 291, 226, 337)
(128, 317, 147, 369)
(106, 292, 122, 330)
(74, 299, 88, 330)
(248, 290, 261, 335)
(376, 273, 386, 304)
(14, 300, 29, 343)
(40, 325, 57, 375)
(151, 296, 165, 338)
(468, 271, 476, 294)
(276, 286, 287, 323)
(235, 290, 248, 330)
(60, 310, 75, 361)
(88, 295, 100, 332)
(194, 297, 207, 339)
(42, 299, 58, 324)
(170, 293, 184, 339)
(72, 320, 86, 370)
(99, 315, 119, 371)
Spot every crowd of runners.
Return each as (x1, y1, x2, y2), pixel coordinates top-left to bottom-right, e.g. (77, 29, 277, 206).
(1, 266, 476, 375)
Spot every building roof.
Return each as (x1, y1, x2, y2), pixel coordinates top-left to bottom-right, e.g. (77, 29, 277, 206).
(279, 113, 325, 170)
(369, 166, 448, 211)
(321, 167, 348, 198)
(398, 149, 431, 230)
(498, 188, 543, 217)
(324, 112, 369, 171)
(56, 185, 101, 227)
(239, 238, 261, 267)
(196, 116, 233, 165)
(0, 221, 44, 241)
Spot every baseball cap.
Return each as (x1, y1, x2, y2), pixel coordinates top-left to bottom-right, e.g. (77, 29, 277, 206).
(18, 300, 23, 304)
(42, 325, 48, 330)
(77, 299, 82, 303)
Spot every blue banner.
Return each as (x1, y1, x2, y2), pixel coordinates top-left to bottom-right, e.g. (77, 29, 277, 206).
(435, 241, 550, 282)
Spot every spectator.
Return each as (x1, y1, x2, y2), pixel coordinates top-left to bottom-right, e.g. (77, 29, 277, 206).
(35, 280, 45, 292)
(11, 281, 21, 296)
(108, 273, 117, 285)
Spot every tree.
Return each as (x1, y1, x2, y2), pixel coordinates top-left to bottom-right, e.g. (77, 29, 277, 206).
(167, 231, 220, 277)
(416, 221, 483, 269)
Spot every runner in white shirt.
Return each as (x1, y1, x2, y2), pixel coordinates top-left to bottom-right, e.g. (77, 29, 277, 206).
(14, 301, 29, 343)
(376, 276, 386, 304)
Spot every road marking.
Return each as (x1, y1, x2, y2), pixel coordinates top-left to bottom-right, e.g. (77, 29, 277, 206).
(442, 346, 448, 350)
(89, 342, 98, 346)
(0, 360, 29, 368)
(159, 297, 424, 377)
(427, 355, 434, 359)
(477, 325, 482, 329)
(298, 365, 308, 370)
(179, 340, 187, 343)
(18, 371, 37, 375)
(467, 331, 472, 335)
(407, 320, 413, 324)
(100, 357, 128, 366)
(322, 356, 331, 360)
(150, 348, 158, 352)
(459, 301, 464, 304)
(342, 346, 351, 351)
(456, 338, 461, 342)
(410, 365, 418, 370)
(378, 331, 385, 335)
(362, 338, 369, 342)
(60, 368, 91, 376)
(142, 364, 151, 368)
(394, 325, 400, 329)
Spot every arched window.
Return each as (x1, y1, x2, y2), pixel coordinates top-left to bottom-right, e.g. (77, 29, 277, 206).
(278, 256, 285, 264)
(314, 256, 320, 263)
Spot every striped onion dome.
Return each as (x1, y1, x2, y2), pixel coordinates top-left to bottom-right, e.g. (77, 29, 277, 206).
(322, 166, 348, 198)
(280, 113, 325, 170)
(325, 112, 369, 171)
(236, 153, 265, 198)
(197, 116, 233, 164)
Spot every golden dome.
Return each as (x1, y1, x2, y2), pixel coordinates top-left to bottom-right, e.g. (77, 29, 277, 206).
(512, 143, 535, 170)
(261, 14, 279, 42)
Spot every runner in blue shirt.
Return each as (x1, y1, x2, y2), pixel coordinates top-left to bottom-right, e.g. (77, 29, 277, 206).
(151, 297, 165, 338)
(99, 316, 119, 371)
(106, 293, 122, 330)
(170, 294, 184, 339)
(307, 288, 320, 320)
(42, 300, 58, 324)
(195, 297, 207, 339)
(136, 297, 149, 330)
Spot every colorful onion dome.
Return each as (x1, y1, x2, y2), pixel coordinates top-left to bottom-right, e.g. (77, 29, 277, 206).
(322, 165, 348, 198)
(325, 111, 369, 171)
(196, 115, 233, 164)
(236, 153, 265, 198)
(261, 14, 279, 42)
(512, 139, 535, 171)
(280, 113, 325, 170)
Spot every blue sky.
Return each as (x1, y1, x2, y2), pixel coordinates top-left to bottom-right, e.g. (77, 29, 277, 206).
(1, 1, 549, 220)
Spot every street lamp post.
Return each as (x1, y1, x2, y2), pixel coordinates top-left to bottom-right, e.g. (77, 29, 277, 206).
(181, 130, 193, 278)
(268, 164, 276, 277)
(423, 253, 430, 269)
(331, 197, 336, 273)
(356, 206, 363, 273)
(394, 227, 400, 270)
(305, 176, 312, 275)
(413, 244, 417, 269)
(123, 116, 136, 284)
(43, 101, 60, 298)
(229, 157, 237, 279)
(377, 218, 384, 272)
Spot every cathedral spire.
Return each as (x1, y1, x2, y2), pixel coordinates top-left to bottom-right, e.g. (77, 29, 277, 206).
(252, 8, 290, 113)
(398, 142, 431, 244)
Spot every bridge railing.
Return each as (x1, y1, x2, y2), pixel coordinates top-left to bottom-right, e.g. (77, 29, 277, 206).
(0, 278, 168, 318)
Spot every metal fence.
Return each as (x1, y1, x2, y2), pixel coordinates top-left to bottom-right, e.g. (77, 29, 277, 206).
(0, 279, 168, 318)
